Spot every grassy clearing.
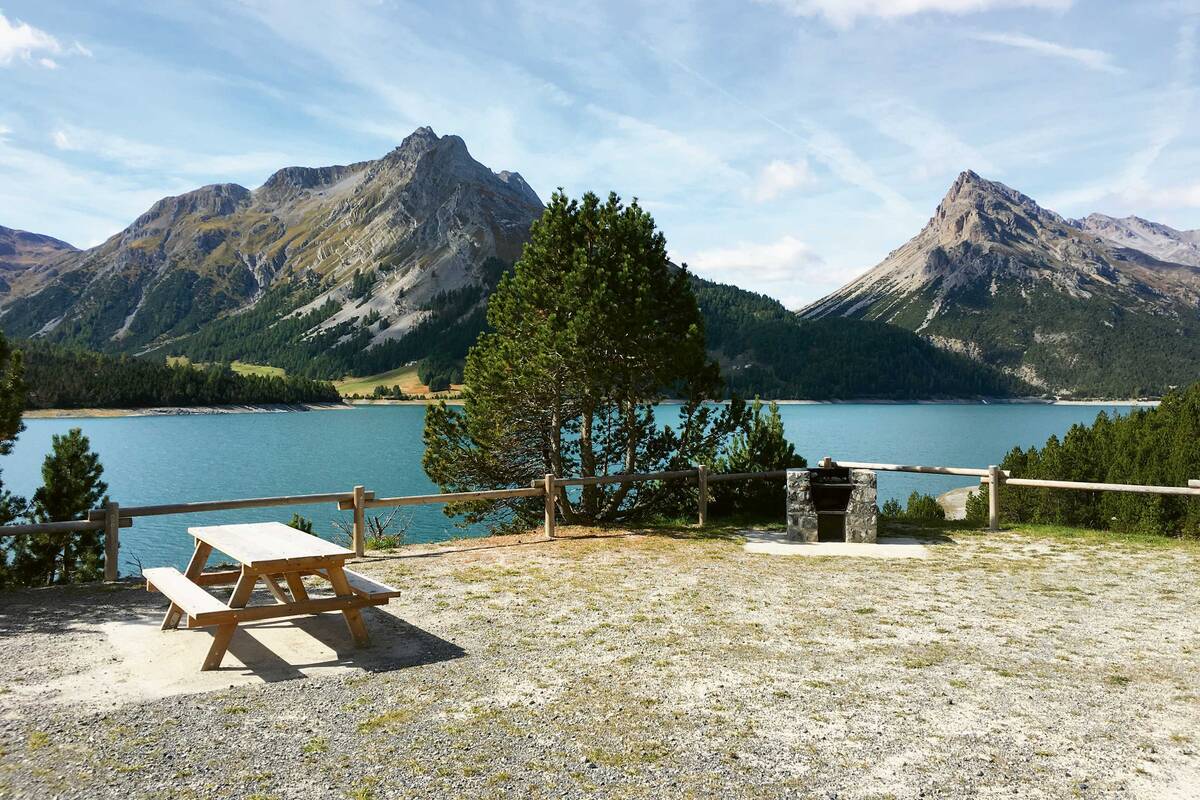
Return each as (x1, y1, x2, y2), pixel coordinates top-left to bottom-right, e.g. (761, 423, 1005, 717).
(334, 364, 462, 398)
(165, 355, 286, 379)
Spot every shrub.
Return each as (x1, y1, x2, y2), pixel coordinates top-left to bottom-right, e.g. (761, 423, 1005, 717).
(880, 497, 903, 518)
(903, 491, 945, 521)
(964, 487, 989, 525)
(288, 513, 315, 534)
(710, 399, 806, 517)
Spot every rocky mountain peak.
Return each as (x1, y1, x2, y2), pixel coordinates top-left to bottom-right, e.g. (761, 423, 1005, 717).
(1073, 213, 1200, 267)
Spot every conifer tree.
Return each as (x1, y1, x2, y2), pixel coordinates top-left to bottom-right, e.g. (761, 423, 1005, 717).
(424, 190, 743, 529)
(11, 429, 109, 585)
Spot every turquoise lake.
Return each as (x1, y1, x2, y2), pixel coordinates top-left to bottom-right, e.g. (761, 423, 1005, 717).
(3, 403, 1140, 575)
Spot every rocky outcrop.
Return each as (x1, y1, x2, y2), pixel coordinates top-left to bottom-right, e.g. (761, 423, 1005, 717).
(798, 171, 1200, 395)
(1, 128, 544, 353)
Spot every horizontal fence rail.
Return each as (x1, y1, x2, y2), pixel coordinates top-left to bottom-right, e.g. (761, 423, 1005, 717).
(3, 455, 1198, 582)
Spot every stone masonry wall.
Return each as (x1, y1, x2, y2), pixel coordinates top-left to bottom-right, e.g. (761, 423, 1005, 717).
(845, 469, 878, 543)
(786, 469, 818, 542)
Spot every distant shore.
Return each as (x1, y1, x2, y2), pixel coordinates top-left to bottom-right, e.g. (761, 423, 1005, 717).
(22, 402, 355, 419)
(21, 396, 1159, 419)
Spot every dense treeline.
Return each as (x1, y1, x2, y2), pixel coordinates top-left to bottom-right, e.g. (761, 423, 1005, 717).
(999, 384, 1200, 537)
(693, 278, 1029, 399)
(18, 340, 340, 409)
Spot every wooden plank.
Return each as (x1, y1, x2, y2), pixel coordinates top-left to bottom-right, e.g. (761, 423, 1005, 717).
(697, 464, 708, 526)
(0, 517, 132, 537)
(191, 593, 385, 625)
(549, 469, 698, 488)
(364, 486, 543, 508)
(325, 564, 370, 647)
(1003, 478, 1200, 495)
(352, 485, 366, 558)
(988, 465, 1001, 531)
(341, 567, 402, 599)
(201, 568, 257, 671)
(284, 572, 309, 602)
(544, 473, 556, 539)
(144, 567, 229, 618)
(706, 470, 788, 483)
(162, 541, 213, 630)
(187, 522, 352, 570)
(103, 501, 120, 582)
(831, 461, 997, 478)
(120, 492, 358, 518)
(262, 574, 290, 603)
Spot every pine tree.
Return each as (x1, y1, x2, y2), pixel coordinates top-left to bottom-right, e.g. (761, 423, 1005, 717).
(11, 429, 109, 585)
(423, 190, 742, 529)
(711, 399, 806, 516)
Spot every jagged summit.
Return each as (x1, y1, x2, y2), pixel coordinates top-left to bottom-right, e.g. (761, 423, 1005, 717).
(800, 171, 1200, 394)
(1, 128, 545, 354)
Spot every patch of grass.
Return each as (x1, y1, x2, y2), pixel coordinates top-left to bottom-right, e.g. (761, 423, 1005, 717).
(302, 736, 328, 755)
(231, 361, 286, 378)
(902, 642, 951, 669)
(27, 731, 50, 750)
(357, 708, 414, 733)
(853, 607, 876, 614)
(224, 705, 250, 714)
(1105, 674, 1132, 687)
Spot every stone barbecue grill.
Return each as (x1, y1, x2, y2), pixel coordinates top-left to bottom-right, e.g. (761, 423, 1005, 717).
(786, 465, 878, 543)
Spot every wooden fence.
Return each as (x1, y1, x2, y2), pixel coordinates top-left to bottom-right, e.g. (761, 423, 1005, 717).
(1, 457, 1198, 581)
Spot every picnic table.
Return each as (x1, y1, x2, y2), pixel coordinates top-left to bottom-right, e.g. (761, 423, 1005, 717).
(143, 522, 400, 671)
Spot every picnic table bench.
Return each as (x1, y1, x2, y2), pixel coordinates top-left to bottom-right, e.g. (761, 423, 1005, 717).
(143, 522, 400, 670)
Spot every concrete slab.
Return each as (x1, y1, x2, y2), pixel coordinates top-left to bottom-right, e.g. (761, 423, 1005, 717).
(6, 606, 463, 711)
(741, 531, 930, 559)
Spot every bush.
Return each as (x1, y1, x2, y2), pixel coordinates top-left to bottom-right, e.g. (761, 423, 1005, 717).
(903, 491, 945, 521)
(288, 513, 314, 534)
(880, 497, 903, 518)
(964, 487, 989, 525)
(710, 399, 806, 517)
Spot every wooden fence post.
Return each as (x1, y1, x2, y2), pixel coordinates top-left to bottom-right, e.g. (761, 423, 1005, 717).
(352, 485, 366, 557)
(104, 501, 120, 581)
(697, 465, 708, 526)
(988, 465, 1001, 531)
(543, 473, 556, 539)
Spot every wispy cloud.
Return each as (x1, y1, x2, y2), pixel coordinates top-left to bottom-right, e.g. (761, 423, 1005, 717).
(764, 0, 1071, 27)
(750, 159, 816, 203)
(0, 11, 88, 68)
(50, 125, 292, 178)
(686, 235, 833, 308)
(969, 31, 1124, 73)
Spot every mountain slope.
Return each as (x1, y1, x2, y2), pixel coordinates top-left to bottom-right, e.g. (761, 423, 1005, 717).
(0, 128, 543, 366)
(1073, 214, 1200, 268)
(0, 225, 77, 297)
(800, 171, 1200, 396)
(694, 277, 1027, 399)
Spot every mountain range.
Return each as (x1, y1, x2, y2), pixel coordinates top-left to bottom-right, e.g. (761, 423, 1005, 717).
(1, 130, 1195, 399)
(801, 171, 1200, 396)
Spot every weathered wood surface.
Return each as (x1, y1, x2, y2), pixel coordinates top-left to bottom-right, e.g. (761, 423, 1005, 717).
(187, 522, 353, 571)
(143, 567, 229, 619)
(831, 460, 999, 478)
(365, 486, 543, 508)
(340, 567, 402, 599)
(118, 492, 360, 518)
(706, 470, 788, 483)
(1003, 478, 1200, 495)
(550, 469, 698, 488)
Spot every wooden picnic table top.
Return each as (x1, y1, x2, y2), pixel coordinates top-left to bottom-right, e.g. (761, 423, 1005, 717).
(187, 522, 353, 571)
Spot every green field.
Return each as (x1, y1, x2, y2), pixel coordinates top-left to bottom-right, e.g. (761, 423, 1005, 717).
(334, 364, 461, 397)
(167, 355, 286, 379)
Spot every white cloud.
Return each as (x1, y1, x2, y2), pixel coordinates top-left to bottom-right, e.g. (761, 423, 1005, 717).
(750, 159, 815, 203)
(0, 124, 11, 139)
(49, 125, 290, 177)
(969, 31, 1124, 73)
(764, 0, 1071, 27)
(0, 11, 60, 66)
(685, 235, 835, 307)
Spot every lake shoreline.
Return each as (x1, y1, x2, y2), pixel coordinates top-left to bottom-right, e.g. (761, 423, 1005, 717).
(21, 396, 1158, 419)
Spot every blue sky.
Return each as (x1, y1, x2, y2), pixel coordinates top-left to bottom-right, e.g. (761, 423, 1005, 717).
(1, 0, 1197, 307)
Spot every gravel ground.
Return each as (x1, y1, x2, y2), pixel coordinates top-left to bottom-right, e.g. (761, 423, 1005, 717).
(0, 523, 1197, 799)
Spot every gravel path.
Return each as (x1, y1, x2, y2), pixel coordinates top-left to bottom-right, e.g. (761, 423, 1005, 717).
(0, 524, 1197, 799)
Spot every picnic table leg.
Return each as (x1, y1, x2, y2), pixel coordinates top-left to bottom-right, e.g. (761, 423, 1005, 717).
(163, 541, 213, 631)
(202, 568, 257, 671)
(284, 572, 309, 602)
(325, 564, 370, 647)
